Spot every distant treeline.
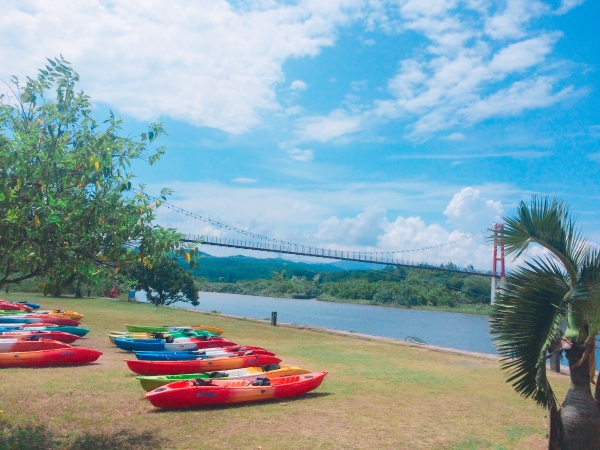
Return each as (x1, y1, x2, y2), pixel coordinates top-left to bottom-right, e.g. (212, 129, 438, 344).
(197, 266, 491, 309)
(190, 255, 339, 282)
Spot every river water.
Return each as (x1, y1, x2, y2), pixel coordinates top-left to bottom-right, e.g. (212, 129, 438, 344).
(166, 291, 497, 354)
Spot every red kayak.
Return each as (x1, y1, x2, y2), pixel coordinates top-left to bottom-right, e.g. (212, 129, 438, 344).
(0, 347, 102, 368)
(145, 371, 328, 408)
(0, 338, 71, 353)
(126, 354, 282, 376)
(0, 303, 33, 311)
(0, 331, 79, 344)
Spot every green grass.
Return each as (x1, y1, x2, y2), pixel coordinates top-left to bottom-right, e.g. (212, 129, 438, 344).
(0, 293, 568, 449)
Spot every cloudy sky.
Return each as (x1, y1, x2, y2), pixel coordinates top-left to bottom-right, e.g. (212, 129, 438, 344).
(2, 0, 599, 265)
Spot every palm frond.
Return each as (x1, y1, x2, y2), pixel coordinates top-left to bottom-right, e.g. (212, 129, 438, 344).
(496, 196, 588, 282)
(577, 247, 600, 336)
(490, 257, 570, 409)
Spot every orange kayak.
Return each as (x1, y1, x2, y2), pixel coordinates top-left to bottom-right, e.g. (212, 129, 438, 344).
(126, 354, 281, 376)
(0, 348, 102, 368)
(145, 371, 328, 408)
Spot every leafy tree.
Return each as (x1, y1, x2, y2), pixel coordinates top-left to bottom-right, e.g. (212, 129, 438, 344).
(128, 256, 199, 307)
(0, 57, 194, 291)
(490, 197, 600, 449)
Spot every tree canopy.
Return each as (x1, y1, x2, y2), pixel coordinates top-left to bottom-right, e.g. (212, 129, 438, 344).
(128, 256, 199, 307)
(0, 57, 196, 291)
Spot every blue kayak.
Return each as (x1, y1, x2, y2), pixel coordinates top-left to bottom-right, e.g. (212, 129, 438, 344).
(113, 338, 198, 352)
(133, 351, 210, 361)
(16, 302, 40, 309)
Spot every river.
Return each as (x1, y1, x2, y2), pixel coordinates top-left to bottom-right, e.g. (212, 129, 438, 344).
(165, 291, 498, 354)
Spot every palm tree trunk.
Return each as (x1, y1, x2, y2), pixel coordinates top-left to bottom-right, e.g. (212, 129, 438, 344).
(560, 345, 600, 449)
(596, 371, 600, 413)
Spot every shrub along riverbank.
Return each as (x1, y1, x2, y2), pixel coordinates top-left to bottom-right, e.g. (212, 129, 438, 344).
(1, 293, 566, 449)
(197, 266, 493, 314)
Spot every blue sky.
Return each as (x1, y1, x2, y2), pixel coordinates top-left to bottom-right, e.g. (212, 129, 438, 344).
(2, 0, 599, 263)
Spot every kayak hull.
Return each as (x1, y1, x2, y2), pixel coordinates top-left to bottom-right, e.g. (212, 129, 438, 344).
(0, 339, 72, 353)
(113, 337, 236, 352)
(0, 331, 79, 344)
(125, 324, 224, 336)
(137, 365, 311, 392)
(126, 354, 282, 376)
(21, 325, 90, 337)
(133, 347, 274, 361)
(0, 316, 80, 326)
(0, 348, 102, 368)
(145, 371, 327, 408)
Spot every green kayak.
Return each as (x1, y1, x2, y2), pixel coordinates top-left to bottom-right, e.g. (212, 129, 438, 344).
(137, 365, 310, 392)
(125, 324, 224, 336)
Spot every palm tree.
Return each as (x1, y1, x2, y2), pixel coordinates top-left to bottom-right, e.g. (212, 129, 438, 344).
(490, 197, 600, 449)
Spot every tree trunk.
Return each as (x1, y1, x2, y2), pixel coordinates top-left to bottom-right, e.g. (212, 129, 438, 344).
(560, 345, 600, 449)
(596, 371, 600, 413)
(75, 280, 82, 298)
(53, 285, 61, 297)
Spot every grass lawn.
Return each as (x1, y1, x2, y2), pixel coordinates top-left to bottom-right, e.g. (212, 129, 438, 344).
(0, 293, 569, 450)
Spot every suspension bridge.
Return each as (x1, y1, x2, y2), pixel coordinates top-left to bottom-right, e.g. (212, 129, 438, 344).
(150, 194, 507, 298)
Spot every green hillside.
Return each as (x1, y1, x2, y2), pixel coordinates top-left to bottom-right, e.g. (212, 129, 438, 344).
(189, 254, 342, 282)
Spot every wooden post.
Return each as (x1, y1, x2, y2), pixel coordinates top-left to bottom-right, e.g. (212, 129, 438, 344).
(271, 311, 277, 326)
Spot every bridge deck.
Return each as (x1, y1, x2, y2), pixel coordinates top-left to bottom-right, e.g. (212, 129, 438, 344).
(182, 236, 494, 278)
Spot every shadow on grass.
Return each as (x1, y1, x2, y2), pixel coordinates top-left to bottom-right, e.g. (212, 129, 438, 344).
(0, 420, 168, 450)
(148, 391, 333, 413)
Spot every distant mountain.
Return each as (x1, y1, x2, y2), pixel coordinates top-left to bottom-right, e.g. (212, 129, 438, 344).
(186, 253, 342, 282)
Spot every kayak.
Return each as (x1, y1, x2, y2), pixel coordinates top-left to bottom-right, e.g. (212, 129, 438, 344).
(133, 347, 274, 361)
(113, 337, 236, 352)
(0, 338, 72, 353)
(0, 304, 32, 311)
(0, 316, 80, 326)
(126, 354, 282, 376)
(125, 324, 224, 336)
(16, 301, 40, 309)
(0, 347, 102, 368)
(0, 331, 79, 344)
(108, 330, 217, 341)
(137, 364, 311, 392)
(30, 310, 84, 321)
(145, 371, 327, 408)
(21, 325, 90, 337)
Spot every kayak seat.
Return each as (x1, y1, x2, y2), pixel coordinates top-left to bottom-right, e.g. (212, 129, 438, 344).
(208, 371, 229, 378)
(193, 378, 212, 387)
(250, 377, 271, 387)
(262, 364, 281, 372)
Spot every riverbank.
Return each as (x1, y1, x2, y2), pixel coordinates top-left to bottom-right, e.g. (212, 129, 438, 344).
(316, 295, 491, 315)
(1, 293, 567, 449)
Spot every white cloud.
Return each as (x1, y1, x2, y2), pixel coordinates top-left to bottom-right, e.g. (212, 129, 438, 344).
(0, 0, 364, 134)
(444, 132, 465, 141)
(443, 187, 504, 232)
(287, 148, 314, 161)
(294, 2, 576, 142)
(485, 0, 549, 40)
(315, 206, 387, 247)
(554, 0, 586, 15)
(488, 34, 560, 73)
(295, 109, 363, 142)
(232, 177, 257, 183)
(362, 38, 376, 46)
(290, 80, 308, 90)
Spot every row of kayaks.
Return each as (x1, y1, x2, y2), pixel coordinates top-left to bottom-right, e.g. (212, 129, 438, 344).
(0, 299, 102, 368)
(111, 323, 327, 408)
